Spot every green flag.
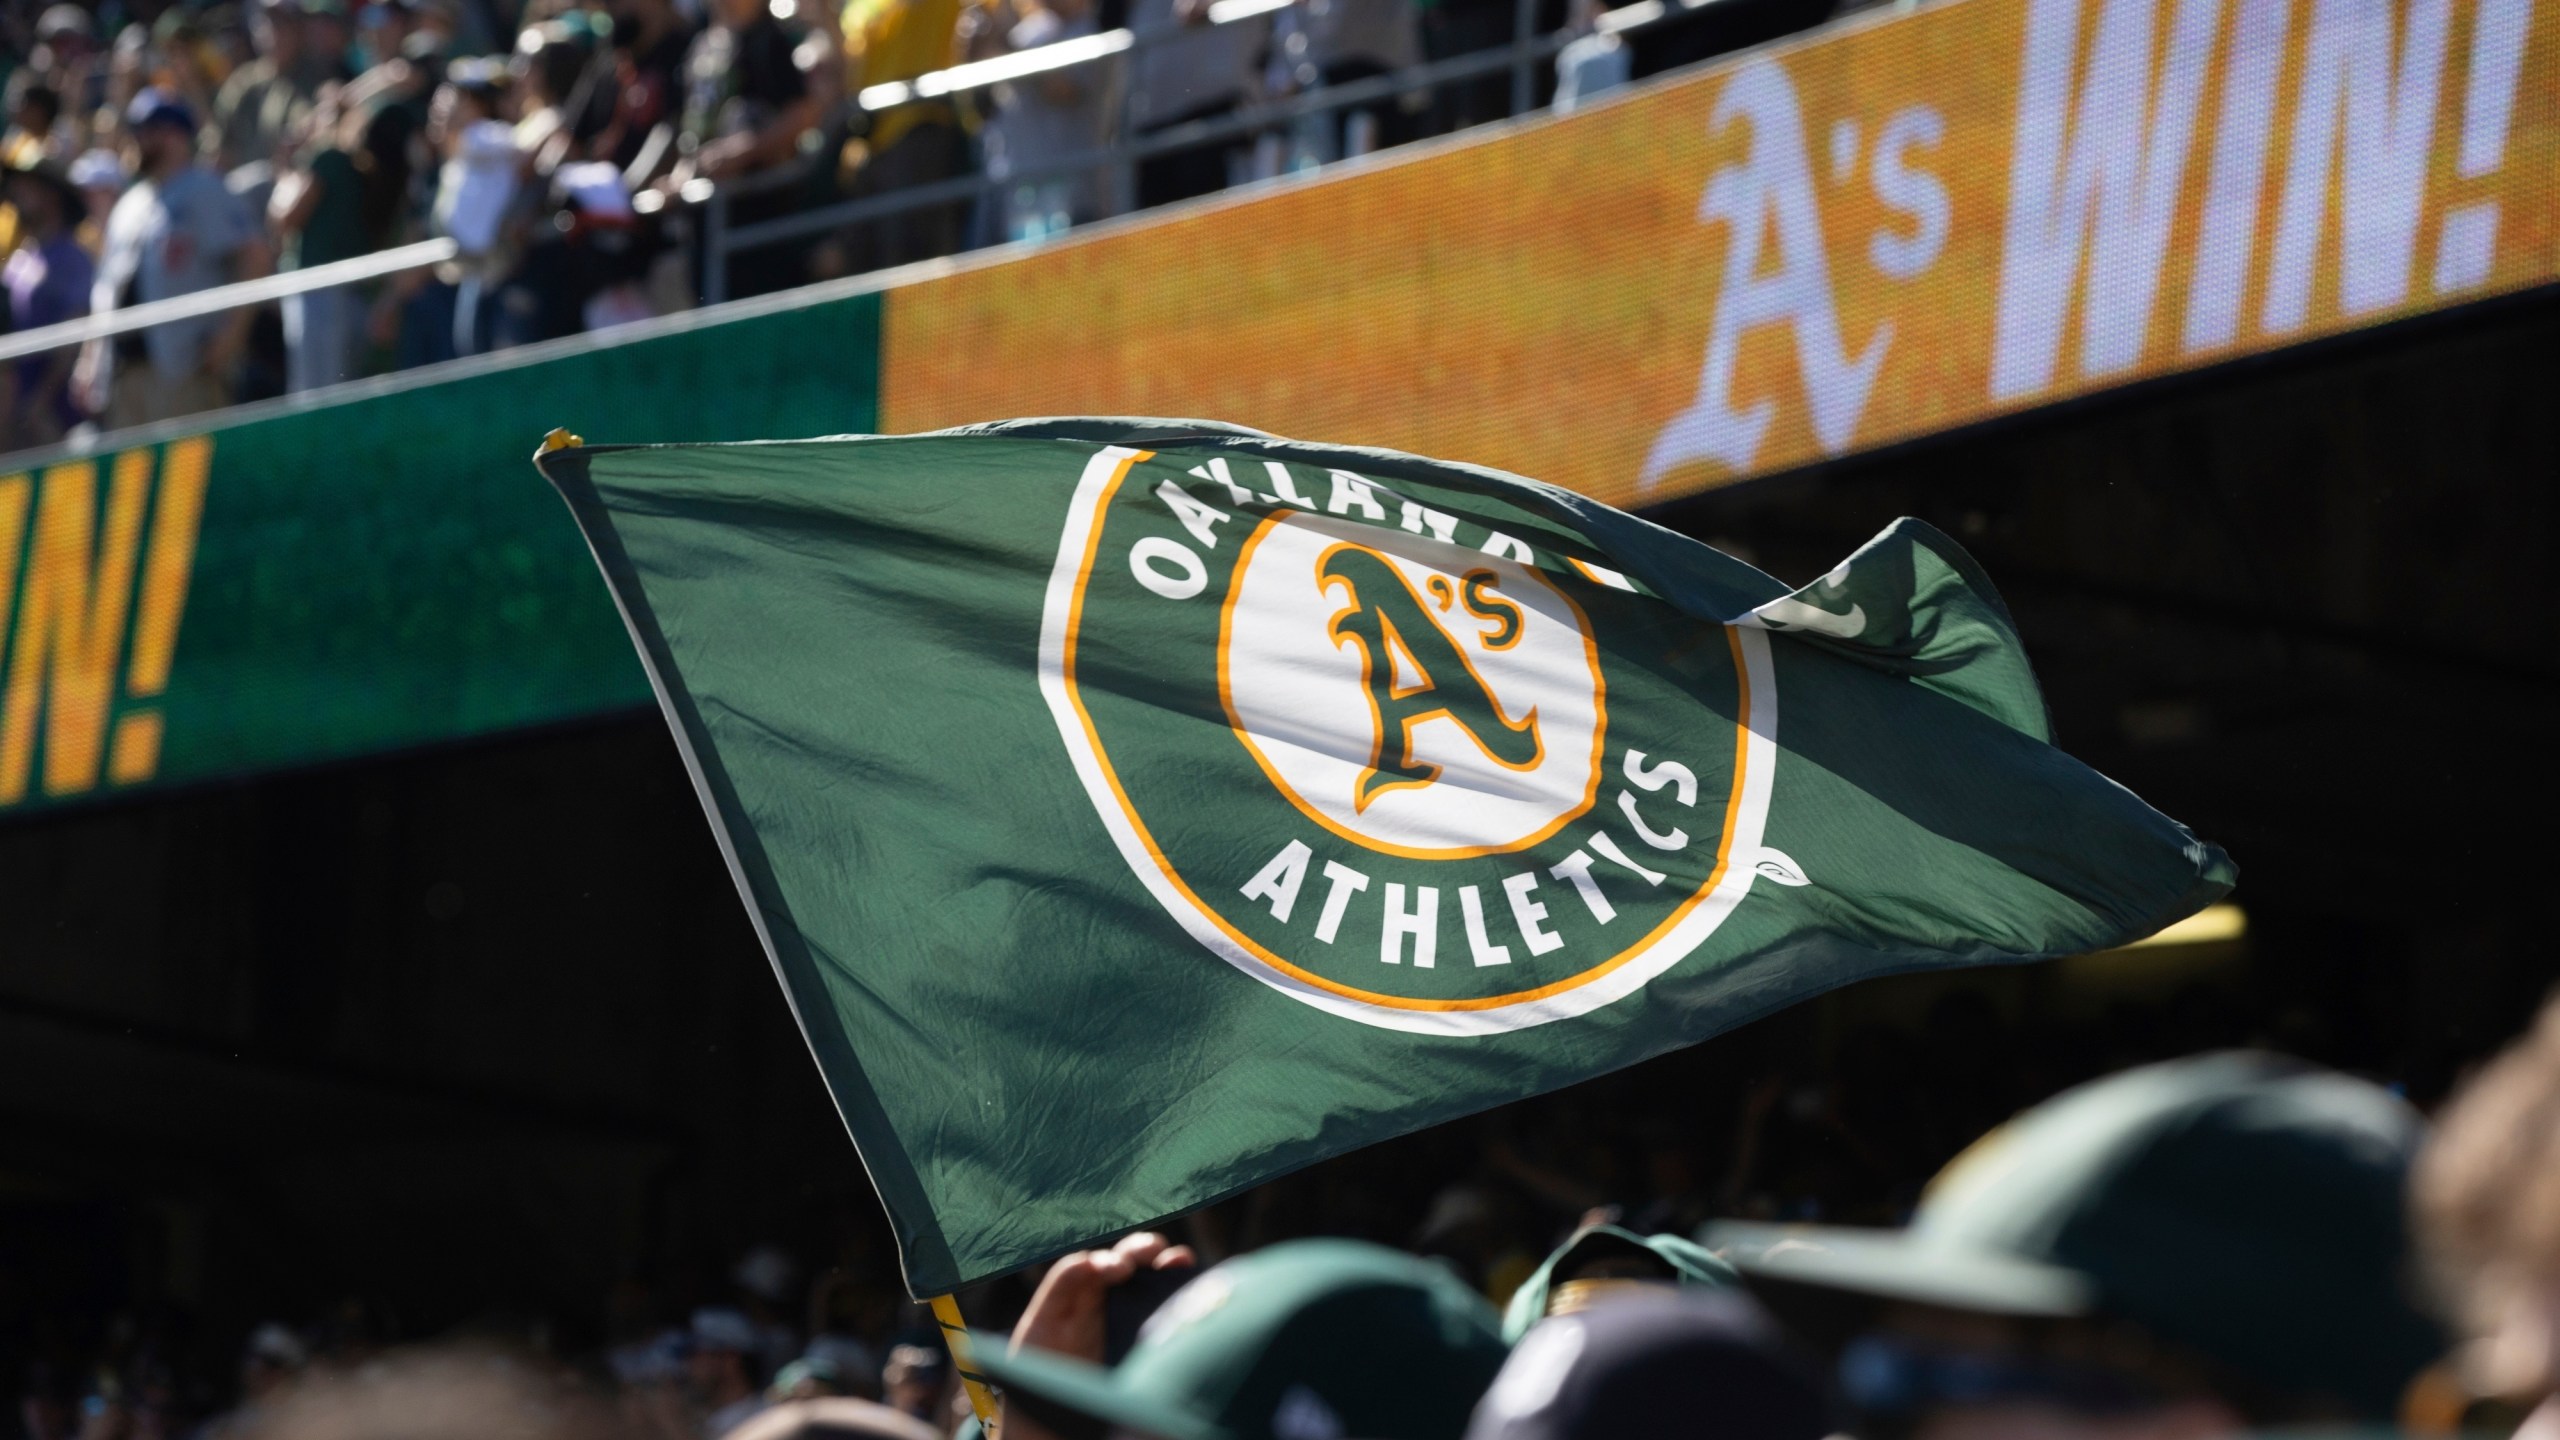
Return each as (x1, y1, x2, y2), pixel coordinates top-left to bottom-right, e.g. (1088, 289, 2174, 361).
(538, 417, 2233, 1296)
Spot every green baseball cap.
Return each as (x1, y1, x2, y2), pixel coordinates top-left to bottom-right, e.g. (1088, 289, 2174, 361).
(971, 1239, 1508, 1440)
(1704, 1052, 2449, 1416)
(1499, 1223, 1738, 1342)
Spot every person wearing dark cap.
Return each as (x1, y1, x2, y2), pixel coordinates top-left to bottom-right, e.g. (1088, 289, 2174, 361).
(1500, 1222, 1739, 1342)
(1704, 1052, 2451, 1436)
(977, 1235, 1510, 1440)
(77, 89, 272, 428)
(1, 156, 94, 447)
(1467, 1291, 1834, 1440)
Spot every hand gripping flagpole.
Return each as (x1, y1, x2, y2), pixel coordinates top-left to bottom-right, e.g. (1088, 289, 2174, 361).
(930, 1293, 1002, 1434)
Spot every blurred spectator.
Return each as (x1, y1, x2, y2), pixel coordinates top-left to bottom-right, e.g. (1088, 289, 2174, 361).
(340, 2, 445, 159)
(0, 970, 2501, 1440)
(197, 1322, 312, 1434)
(2417, 992, 2560, 1433)
(415, 55, 518, 358)
(981, 0, 1109, 241)
(764, 1357, 848, 1404)
(270, 86, 377, 391)
(355, 0, 425, 73)
(549, 160, 655, 331)
(0, 73, 66, 280)
(690, 1307, 768, 1440)
(77, 89, 272, 429)
(241, 1323, 310, 1406)
(875, 1345, 945, 1425)
(106, 25, 162, 135)
(984, 1236, 1506, 1440)
(731, 1245, 809, 1377)
(70, 148, 131, 251)
(791, 1335, 882, 1401)
(1124, 0, 1262, 209)
(1467, 1293, 1834, 1440)
(512, 19, 594, 177)
(31, 7, 101, 123)
(4, 71, 64, 164)
(723, 1398, 937, 1440)
(210, 1, 341, 175)
(595, 0, 696, 171)
(1258, 0, 1424, 173)
(1550, 0, 1627, 112)
(494, 20, 604, 345)
(303, 5, 362, 104)
(667, 0, 819, 299)
(1710, 1052, 2449, 1430)
(0, 0, 1824, 431)
(232, 1346, 616, 1440)
(835, 0, 963, 273)
(149, 9, 235, 126)
(2, 155, 95, 448)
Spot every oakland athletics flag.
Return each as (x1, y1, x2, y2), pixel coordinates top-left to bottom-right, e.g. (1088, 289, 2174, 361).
(538, 417, 2233, 1295)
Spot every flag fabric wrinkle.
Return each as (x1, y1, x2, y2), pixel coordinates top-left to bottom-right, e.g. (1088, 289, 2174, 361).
(539, 418, 2232, 1294)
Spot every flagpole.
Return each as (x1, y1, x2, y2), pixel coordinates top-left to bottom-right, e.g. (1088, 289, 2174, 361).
(930, 1292, 1002, 1433)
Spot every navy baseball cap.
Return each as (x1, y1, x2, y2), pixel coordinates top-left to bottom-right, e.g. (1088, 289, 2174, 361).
(126, 88, 198, 134)
(1466, 1292, 1833, 1440)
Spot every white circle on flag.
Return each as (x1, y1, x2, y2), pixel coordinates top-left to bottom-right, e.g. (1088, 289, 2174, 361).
(1219, 512, 1607, 859)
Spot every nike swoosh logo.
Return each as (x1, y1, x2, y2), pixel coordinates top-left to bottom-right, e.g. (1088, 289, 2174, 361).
(1744, 595, 1868, 640)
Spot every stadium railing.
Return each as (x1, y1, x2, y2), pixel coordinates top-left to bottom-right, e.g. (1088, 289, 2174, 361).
(684, 0, 1695, 302)
(0, 0, 1708, 366)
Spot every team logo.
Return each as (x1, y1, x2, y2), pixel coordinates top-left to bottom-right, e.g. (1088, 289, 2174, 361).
(1039, 447, 1785, 1035)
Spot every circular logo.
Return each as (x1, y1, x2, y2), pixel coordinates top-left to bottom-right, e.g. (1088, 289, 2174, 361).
(1221, 512, 1606, 859)
(1040, 447, 1780, 1035)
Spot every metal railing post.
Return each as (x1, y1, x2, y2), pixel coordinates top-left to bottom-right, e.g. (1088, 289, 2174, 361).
(703, 189, 732, 307)
(1113, 32, 1139, 221)
(1511, 0, 1539, 115)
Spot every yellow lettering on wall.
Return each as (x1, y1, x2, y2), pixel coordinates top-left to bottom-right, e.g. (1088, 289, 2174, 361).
(0, 452, 153, 802)
(0, 473, 26, 692)
(106, 711, 163, 785)
(110, 435, 214, 785)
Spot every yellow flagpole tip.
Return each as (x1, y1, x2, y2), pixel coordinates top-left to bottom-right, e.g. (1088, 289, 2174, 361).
(540, 428, 584, 453)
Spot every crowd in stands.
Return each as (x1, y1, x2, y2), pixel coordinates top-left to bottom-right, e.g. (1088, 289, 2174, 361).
(13, 973, 2560, 1440)
(0, 0, 1681, 450)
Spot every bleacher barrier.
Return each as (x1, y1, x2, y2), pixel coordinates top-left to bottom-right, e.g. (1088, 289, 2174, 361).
(0, 0, 2550, 815)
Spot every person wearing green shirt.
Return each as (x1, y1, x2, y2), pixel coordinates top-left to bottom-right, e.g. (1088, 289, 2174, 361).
(271, 91, 376, 393)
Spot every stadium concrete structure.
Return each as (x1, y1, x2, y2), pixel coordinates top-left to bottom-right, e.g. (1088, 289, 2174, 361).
(1, 0, 2554, 1366)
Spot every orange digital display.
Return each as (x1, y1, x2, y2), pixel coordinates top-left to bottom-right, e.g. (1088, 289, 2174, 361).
(883, 0, 2556, 507)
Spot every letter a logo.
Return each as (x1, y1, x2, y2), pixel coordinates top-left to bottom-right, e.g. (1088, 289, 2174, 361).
(1317, 544, 1542, 809)
(1043, 445, 1781, 1035)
